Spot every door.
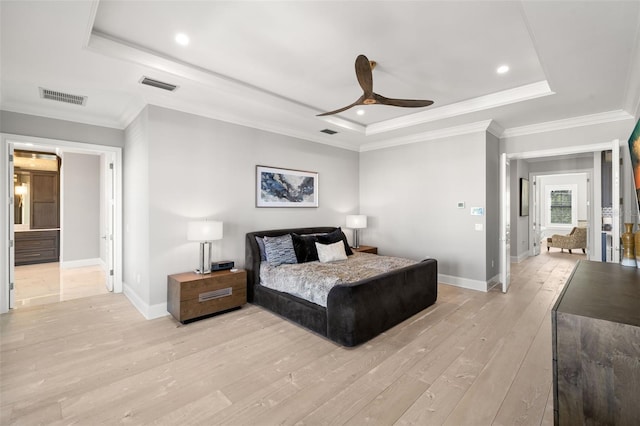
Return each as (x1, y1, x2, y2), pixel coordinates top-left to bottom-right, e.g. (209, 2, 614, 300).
(500, 153, 511, 292)
(532, 176, 541, 256)
(612, 140, 621, 263)
(104, 156, 115, 291)
(7, 144, 15, 309)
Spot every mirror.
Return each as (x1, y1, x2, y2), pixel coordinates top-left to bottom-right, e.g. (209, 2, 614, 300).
(14, 172, 31, 230)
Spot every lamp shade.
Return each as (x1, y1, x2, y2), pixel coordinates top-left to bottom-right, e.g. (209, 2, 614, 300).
(346, 215, 367, 229)
(187, 221, 223, 242)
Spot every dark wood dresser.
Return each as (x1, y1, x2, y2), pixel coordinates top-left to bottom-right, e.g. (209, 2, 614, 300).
(167, 269, 247, 323)
(552, 260, 640, 425)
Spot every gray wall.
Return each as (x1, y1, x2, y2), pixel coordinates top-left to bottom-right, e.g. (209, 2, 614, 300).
(124, 106, 359, 310)
(485, 132, 500, 280)
(62, 152, 101, 262)
(359, 130, 490, 287)
(0, 110, 124, 147)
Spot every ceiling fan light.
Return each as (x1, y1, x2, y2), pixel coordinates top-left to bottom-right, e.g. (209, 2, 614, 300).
(356, 109, 365, 116)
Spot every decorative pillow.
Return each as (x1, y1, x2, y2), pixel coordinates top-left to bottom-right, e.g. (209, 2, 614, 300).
(264, 234, 298, 267)
(316, 227, 353, 256)
(315, 241, 348, 263)
(255, 236, 267, 261)
(291, 233, 320, 263)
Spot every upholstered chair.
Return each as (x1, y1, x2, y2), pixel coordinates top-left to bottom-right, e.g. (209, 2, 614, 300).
(547, 227, 587, 254)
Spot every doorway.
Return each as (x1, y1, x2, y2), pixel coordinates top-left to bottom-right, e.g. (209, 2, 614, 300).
(2, 135, 122, 313)
(500, 139, 621, 291)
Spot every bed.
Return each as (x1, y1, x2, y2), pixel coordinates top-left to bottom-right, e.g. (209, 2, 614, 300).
(245, 227, 438, 347)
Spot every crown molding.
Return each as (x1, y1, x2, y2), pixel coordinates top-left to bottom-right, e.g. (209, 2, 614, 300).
(501, 110, 633, 138)
(364, 81, 553, 136)
(360, 120, 493, 152)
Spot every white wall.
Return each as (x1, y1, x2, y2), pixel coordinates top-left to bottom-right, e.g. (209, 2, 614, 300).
(123, 108, 151, 306)
(124, 106, 359, 314)
(360, 130, 491, 290)
(62, 152, 101, 263)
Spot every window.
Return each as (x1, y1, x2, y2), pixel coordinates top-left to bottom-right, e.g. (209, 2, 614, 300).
(546, 184, 578, 227)
(550, 189, 572, 224)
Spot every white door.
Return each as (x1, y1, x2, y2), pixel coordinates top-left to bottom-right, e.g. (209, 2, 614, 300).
(612, 140, 621, 263)
(7, 144, 15, 308)
(532, 176, 541, 256)
(500, 153, 511, 292)
(104, 156, 115, 291)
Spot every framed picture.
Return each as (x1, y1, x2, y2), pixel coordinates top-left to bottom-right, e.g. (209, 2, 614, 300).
(256, 165, 318, 208)
(520, 178, 529, 216)
(628, 118, 640, 216)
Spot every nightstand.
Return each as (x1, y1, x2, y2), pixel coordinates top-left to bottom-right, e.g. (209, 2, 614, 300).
(167, 269, 247, 323)
(352, 245, 378, 254)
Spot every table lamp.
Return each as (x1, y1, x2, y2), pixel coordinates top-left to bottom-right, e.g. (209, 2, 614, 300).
(346, 215, 367, 248)
(187, 220, 223, 274)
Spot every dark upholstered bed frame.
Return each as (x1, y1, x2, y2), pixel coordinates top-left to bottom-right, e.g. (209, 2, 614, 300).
(245, 227, 438, 347)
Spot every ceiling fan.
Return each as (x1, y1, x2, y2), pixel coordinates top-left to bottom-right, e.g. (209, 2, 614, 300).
(317, 54, 434, 117)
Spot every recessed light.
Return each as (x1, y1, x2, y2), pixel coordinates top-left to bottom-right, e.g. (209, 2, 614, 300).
(175, 33, 190, 46)
(356, 109, 365, 116)
(497, 65, 509, 74)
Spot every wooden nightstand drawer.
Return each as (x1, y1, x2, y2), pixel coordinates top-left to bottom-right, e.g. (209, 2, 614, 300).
(167, 269, 247, 323)
(352, 245, 378, 254)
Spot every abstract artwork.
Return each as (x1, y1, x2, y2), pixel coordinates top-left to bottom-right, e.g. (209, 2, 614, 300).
(629, 118, 640, 216)
(256, 165, 318, 207)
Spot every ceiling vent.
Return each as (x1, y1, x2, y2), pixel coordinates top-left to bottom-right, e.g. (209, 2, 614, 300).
(139, 76, 178, 92)
(39, 87, 87, 106)
(320, 129, 338, 135)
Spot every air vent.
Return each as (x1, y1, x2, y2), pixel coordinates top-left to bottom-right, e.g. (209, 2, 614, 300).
(139, 76, 178, 92)
(39, 88, 87, 106)
(320, 129, 338, 135)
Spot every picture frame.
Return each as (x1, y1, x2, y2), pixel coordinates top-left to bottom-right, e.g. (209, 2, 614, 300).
(520, 178, 529, 217)
(628, 118, 640, 217)
(256, 165, 318, 208)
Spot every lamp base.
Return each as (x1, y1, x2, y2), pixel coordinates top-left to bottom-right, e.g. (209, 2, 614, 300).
(195, 242, 212, 274)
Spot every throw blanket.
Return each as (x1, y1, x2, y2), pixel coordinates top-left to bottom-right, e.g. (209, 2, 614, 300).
(259, 252, 417, 307)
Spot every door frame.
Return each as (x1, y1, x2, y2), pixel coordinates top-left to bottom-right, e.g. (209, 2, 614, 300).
(530, 170, 592, 258)
(2, 133, 123, 314)
(503, 139, 620, 269)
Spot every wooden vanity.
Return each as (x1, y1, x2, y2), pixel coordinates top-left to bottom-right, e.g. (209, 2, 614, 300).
(15, 229, 60, 265)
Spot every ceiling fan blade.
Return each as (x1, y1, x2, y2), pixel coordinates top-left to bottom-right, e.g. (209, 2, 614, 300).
(316, 95, 365, 116)
(373, 93, 434, 108)
(355, 54, 373, 97)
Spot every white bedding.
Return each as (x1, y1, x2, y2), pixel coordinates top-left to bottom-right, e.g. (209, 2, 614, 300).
(259, 252, 417, 307)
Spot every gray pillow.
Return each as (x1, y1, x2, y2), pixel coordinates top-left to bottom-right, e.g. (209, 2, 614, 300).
(264, 234, 298, 266)
(255, 236, 267, 261)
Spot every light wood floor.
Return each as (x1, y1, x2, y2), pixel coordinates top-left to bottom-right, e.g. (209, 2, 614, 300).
(13, 262, 108, 309)
(0, 249, 585, 425)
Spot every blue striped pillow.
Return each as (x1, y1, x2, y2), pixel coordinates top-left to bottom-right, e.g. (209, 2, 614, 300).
(264, 234, 298, 267)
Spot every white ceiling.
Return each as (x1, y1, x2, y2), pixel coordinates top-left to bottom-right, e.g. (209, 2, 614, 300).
(2, 1, 639, 151)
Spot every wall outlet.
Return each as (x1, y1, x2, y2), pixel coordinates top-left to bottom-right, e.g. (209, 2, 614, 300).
(475, 223, 483, 231)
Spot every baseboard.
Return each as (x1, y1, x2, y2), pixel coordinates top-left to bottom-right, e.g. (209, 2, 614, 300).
(511, 250, 531, 264)
(123, 282, 169, 320)
(438, 273, 488, 292)
(60, 257, 102, 269)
